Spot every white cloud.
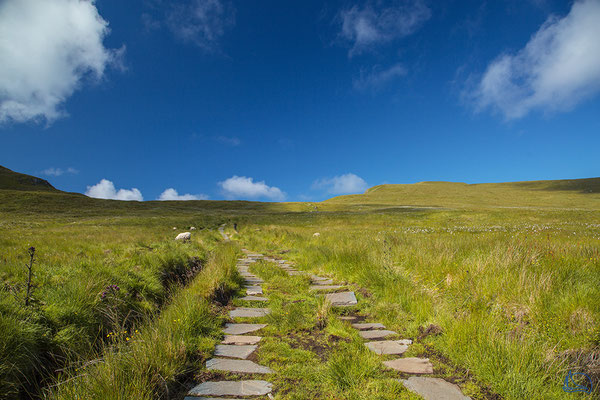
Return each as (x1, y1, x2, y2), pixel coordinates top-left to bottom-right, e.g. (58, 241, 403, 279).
(85, 179, 143, 201)
(0, 0, 123, 125)
(338, 0, 430, 56)
(41, 167, 78, 176)
(353, 63, 407, 90)
(470, 0, 600, 119)
(158, 188, 208, 201)
(167, 0, 235, 50)
(313, 173, 368, 195)
(219, 176, 285, 201)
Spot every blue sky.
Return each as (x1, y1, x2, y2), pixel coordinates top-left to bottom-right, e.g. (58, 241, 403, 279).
(1, 0, 599, 201)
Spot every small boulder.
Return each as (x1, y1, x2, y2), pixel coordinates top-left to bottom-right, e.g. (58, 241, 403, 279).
(175, 232, 191, 242)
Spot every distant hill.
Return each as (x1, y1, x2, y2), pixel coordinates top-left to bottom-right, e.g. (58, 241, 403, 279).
(0, 165, 58, 192)
(326, 178, 600, 209)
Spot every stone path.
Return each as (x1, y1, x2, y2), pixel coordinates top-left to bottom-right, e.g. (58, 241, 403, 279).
(187, 225, 472, 399)
(186, 233, 273, 399)
(268, 248, 471, 400)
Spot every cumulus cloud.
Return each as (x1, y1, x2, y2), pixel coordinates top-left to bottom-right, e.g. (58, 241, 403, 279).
(41, 167, 78, 177)
(167, 0, 235, 50)
(219, 176, 285, 201)
(312, 173, 368, 195)
(353, 63, 407, 90)
(158, 188, 208, 201)
(85, 179, 143, 201)
(470, 0, 600, 119)
(338, 0, 430, 56)
(0, 0, 123, 125)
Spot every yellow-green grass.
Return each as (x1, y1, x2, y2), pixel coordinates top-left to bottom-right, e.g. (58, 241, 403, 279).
(232, 207, 600, 399)
(0, 210, 229, 398)
(247, 259, 420, 400)
(2, 173, 600, 399)
(326, 178, 600, 210)
(46, 241, 240, 400)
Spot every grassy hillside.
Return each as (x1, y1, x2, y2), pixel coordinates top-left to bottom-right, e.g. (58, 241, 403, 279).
(326, 178, 600, 209)
(0, 166, 57, 192)
(1, 167, 599, 399)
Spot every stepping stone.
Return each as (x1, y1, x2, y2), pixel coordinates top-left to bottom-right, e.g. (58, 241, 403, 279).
(400, 377, 471, 400)
(310, 285, 343, 291)
(325, 291, 357, 306)
(352, 322, 386, 330)
(358, 330, 397, 339)
(310, 274, 330, 281)
(215, 344, 257, 359)
(384, 357, 434, 374)
(230, 307, 271, 318)
(244, 278, 265, 284)
(240, 295, 268, 301)
(187, 380, 272, 397)
(222, 335, 262, 345)
(365, 340, 412, 355)
(246, 286, 263, 295)
(312, 279, 335, 285)
(206, 358, 273, 374)
(339, 316, 357, 321)
(223, 323, 267, 335)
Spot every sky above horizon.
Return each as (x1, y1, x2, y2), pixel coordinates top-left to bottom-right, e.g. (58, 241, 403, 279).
(1, 0, 599, 202)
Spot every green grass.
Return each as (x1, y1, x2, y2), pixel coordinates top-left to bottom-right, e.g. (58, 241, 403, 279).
(46, 241, 240, 399)
(1, 169, 599, 399)
(233, 208, 600, 399)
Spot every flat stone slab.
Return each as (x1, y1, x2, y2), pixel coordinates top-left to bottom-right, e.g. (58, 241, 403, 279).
(310, 285, 344, 291)
(325, 291, 357, 306)
(221, 335, 262, 345)
(244, 278, 265, 284)
(240, 295, 268, 301)
(384, 357, 434, 374)
(358, 330, 397, 339)
(215, 344, 257, 359)
(365, 340, 412, 355)
(206, 358, 273, 374)
(311, 274, 330, 281)
(188, 380, 272, 397)
(230, 307, 271, 318)
(339, 316, 357, 321)
(223, 323, 267, 335)
(401, 377, 471, 400)
(288, 271, 305, 275)
(312, 279, 335, 285)
(246, 286, 263, 295)
(352, 322, 386, 330)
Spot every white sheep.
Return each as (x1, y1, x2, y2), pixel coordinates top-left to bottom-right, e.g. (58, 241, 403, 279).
(175, 232, 191, 242)
(190, 226, 196, 230)
(313, 232, 320, 237)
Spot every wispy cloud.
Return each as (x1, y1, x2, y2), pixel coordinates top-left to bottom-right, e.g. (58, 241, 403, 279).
(338, 0, 430, 57)
(158, 188, 208, 201)
(468, 0, 600, 120)
(219, 176, 285, 201)
(0, 0, 123, 125)
(312, 173, 368, 195)
(167, 0, 235, 50)
(215, 135, 241, 146)
(85, 179, 143, 201)
(353, 63, 407, 90)
(41, 167, 79, 177)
